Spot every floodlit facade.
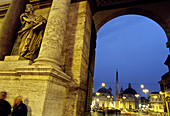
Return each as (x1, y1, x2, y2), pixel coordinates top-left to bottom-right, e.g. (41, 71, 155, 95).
(119, 83, 138, 111)
(148, 92, 164, 112)
(159, 55, 170, 114)
(91, 83, 114, 110)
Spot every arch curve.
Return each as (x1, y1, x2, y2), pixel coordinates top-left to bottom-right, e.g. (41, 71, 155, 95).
(93, 8, 167, 33)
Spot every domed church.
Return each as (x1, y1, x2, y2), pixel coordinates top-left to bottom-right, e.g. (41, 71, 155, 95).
(119, 83, 139, 111)
(91, 83, 114, 110)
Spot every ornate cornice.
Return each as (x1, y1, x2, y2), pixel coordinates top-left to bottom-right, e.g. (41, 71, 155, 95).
(0, 0, 52, 18)
(72, 0, 170, 15)
(1, 0, 170, 18)
(0, 1, 10, 18)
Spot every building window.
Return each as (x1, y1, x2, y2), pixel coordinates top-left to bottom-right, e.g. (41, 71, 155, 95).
(160, 105, 163, 109)
(129, 105, 132, 109)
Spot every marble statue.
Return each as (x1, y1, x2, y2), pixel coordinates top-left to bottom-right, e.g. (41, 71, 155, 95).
(18, 4, 46, 60)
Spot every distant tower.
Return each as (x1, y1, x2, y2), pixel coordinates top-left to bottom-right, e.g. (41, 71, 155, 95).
(116, 69, 119, 101)
(120, 86, 123, 95)
(119, 86, 123, 98)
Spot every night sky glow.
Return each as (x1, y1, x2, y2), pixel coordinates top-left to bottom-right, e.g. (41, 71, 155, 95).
(93, 15, 169, 98)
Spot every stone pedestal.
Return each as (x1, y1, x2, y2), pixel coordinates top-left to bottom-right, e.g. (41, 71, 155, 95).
(0, 57, 71, 116)
(35, 0, 71, 68)
(4, 55, 26, 61)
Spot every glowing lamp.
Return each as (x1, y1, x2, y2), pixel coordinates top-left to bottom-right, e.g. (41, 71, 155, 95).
(96, 92, 100, 96)
(107, 95, 110, 98)
(153, 96, 158, 99)
(143, 89, 149, 94)
(102, 83, 105, 87)
(159, 91, 164, 95)
(123, 96, 126, 99)
(141, 84, 144, 88)
(135, 94, 139, 98)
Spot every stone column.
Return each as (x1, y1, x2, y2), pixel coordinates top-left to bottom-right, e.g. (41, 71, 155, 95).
(0, 0, 29, 60)
(35, 0, 71, 68)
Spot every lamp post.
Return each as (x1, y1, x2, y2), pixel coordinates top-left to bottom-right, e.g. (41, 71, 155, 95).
(96, 98, 100, 109)
(96, 92, 100, 96)
(143, 89, 149, 98)
(140, 84, 144, 97)
(135, 94, 140, 110)
(123, 96, 126, 110)
(107, 95, 110, 109)
(159, 91, 166, 113)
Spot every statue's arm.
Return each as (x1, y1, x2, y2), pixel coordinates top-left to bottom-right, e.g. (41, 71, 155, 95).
(20, 13, 27, 24)
(23, 17, 34, 23)
(33, 16, 47, 30)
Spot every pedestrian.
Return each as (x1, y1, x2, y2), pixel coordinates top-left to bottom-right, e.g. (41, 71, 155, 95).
(0, 91, 11, 116)
(103, 111, 105, 116)
(11, 96, 27, 116)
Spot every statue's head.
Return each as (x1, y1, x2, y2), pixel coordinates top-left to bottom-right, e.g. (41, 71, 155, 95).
(25, 4, 34, 13)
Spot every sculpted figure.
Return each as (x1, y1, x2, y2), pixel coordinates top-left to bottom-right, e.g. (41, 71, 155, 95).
(18, 4, 46, 60)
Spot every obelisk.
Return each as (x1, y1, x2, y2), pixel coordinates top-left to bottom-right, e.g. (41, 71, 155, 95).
(116, 69, 119, 101)
(115, 69, 119, 108)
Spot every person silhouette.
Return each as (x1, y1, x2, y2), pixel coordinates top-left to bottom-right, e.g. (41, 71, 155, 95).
(0, 91, 11, 116)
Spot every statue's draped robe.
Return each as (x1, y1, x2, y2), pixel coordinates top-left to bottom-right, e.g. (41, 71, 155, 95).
(18, 13, 46, 60)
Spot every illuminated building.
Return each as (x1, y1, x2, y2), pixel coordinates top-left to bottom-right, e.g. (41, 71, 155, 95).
(91, 83, 114, 110)
(148, 92, 164, 112)
(159, 55, 170, 114)
(119, 83, 138, 111)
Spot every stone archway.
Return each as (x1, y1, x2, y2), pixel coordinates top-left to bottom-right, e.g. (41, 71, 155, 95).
(85, 0, 170, 115)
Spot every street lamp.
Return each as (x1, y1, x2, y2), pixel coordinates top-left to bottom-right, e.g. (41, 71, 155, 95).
(159, 91, 164, 95)
(96, 98, 100, 102)
(102, 83, 105, 87)
(153, 96, 157, 99)
(141, 84, 144, 88)
(122, 96, 126, 110)
(135, 94, 139, 98)
(143, 89, 149, 98)
(123, 96, 126, 99)
(96, 92, 100, 96)
(135, 94, 139, 110)
(107, 95, 110, 98)
(143, 89, 149, 94)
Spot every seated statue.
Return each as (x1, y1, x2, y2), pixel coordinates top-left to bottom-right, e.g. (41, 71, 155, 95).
(18, 4, 46, 60)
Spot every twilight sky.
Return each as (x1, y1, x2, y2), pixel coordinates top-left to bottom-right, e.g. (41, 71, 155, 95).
(93, 15, 169, 98)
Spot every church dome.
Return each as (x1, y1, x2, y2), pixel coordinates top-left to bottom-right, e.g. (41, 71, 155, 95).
(123, 83, 137, 94)
(97, 87, 109, 93)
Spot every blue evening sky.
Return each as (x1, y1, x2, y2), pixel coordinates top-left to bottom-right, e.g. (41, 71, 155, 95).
(93, 15, 169, 98)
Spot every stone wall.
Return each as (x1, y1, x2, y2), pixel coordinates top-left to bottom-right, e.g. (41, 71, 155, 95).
(0, 58, 70, 116)
(63, 1, 92, 115)
(65, 1, 92, 89)
(85, 21, 96, 113)
(0, 18, 4, 29)
(0, 0, 11, 3)
(0, 60, 48, 116)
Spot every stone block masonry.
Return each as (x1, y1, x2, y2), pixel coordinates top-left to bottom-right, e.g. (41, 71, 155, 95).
(0, 57, 71, 116)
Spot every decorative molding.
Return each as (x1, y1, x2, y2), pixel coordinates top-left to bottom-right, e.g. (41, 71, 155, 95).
(0, 0, 52, 18)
